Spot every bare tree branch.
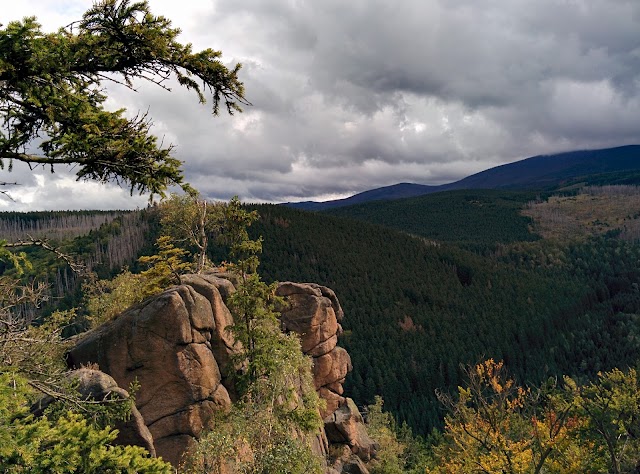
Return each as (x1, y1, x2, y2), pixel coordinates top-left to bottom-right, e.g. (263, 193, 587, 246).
(6, 235, 89, 277)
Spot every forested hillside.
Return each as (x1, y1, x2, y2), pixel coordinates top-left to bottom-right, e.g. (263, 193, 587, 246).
(6, 187, 640, 439)
(325, 189, 540, 247)
(1, 210, 157, 322)
(248, 201, 640, 434)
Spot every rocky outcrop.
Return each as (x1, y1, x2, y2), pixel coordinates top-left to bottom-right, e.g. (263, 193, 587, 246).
(325, 398, 379, 462)
(276, 282, 352, 418)
(276, 282, 375, 472)
(67, 274, 374, 472)
(179, 273, 240, 383)
(67, 279, 236, 466)
(328, 444, 371, 474)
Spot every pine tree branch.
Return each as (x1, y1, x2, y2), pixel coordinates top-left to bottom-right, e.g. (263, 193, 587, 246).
(6, 236, 89, 277)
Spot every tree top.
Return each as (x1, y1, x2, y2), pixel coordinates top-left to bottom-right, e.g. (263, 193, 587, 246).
(0, 0, 248, 197)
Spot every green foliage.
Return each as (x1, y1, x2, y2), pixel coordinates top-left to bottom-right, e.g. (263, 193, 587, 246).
(138, 235, 192, 298)
(363, 397, 438, 473)
(556, 170, 640, 190)
(8, 188, 640, 457)
(37, 376, 139, 437)
(227, 273, 284, 395)
(83, 269, 146, 327)
(0, 0, 246, 196)
(0, 373, 171, 473)
(183, 399, 322, 474)
(1, 210, 157, 325)
(183, 330, 323, 474)
(1, 300, 136, 438)
(183, 197, 323, 473)
(158, 193, 225, 272)
(220, 197, 276, 394)
(222, 197, 262, 275)
(573, 368, 640, 473)
(0, 240, 31, 276)
(0, 307, 73, 382)
(428, 361, 640, 474)
(366, 397, 405, 474)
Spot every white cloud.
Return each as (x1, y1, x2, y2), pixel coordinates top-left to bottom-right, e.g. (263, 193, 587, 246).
(2, 164, 149, 212)
(2, 0, 639, 209)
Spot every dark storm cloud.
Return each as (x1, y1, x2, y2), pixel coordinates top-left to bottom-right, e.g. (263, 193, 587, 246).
(171, 0, 638, 203)
(5, 0, 640, 208)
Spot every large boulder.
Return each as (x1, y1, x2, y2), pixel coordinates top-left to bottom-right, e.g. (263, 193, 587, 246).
(67, 283, 233, 466)
(328, 444, 371, 474)
(31, 368, 155, 456)
(325, 398, 379, 462)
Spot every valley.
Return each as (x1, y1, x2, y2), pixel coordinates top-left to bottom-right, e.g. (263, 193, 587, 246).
(4, 147, 640, 472)
(7, 178, 640, 438)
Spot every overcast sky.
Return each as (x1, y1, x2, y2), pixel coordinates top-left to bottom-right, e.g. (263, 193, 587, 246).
(3, 0, 640, 211)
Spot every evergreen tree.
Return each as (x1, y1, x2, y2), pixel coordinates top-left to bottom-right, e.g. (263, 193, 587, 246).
(0, 0, 246, 196)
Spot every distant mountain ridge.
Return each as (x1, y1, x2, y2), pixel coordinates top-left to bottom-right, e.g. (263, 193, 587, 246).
(285, 145, 640, 210)
(286, 183, 439, 211)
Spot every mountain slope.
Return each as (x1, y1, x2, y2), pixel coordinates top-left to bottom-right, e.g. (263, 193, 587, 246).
(448, 144, 640, 190)
(285, 183, 438, 210)
(326, 189, 539, 246)
(286, 145, 640, 210)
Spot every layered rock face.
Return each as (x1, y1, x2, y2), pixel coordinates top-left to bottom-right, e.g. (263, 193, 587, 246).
(275, 282, 378, 473)
(276, 282, 352, 419)
(67, 273, 375, 472)
(68, 274, 236, 466)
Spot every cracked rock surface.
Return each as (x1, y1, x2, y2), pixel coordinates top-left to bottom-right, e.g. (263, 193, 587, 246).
(68, 280, 235, 466)
(276, 282, 351, 418)
(68, 275, 373, 472)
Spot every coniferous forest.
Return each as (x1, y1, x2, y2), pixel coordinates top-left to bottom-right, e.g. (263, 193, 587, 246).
(250, 190, 640, 436)
(6, 184, 640, 440)
(3, 1, 640, 472)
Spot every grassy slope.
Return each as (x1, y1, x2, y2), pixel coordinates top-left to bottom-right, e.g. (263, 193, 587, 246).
(524, 186, 640, 241)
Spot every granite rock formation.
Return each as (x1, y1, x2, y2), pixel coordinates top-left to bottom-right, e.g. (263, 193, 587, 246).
(67, 273, 374, 472)
(325, 398, 379, 462)
(276, 282, 352, 418)
(67, 277, 235, 466)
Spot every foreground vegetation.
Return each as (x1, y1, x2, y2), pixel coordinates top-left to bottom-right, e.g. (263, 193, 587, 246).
(5, 182, 640, 472)
(1, 196, 325, 473)
(2, 1, 640, 471)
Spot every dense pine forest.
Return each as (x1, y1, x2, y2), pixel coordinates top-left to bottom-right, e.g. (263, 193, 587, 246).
(251, 195, 640, 435)
(325, 189, 541, 247)
(4, 0, 640, 470)
(6, 184, 640, 440)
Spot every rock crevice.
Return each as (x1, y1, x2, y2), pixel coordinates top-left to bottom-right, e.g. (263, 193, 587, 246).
(68, 275, 374, 472)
